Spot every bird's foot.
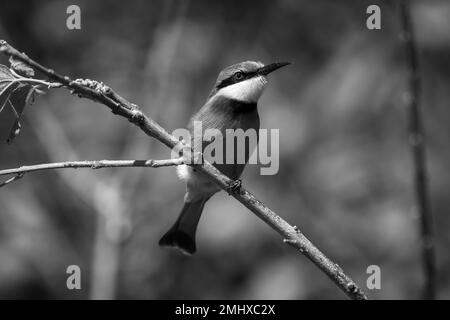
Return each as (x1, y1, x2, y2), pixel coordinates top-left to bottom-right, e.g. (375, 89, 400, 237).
(226, 179, 242, 195)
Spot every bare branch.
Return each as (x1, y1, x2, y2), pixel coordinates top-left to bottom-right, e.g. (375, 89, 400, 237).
(0, 40, 368, 300)
(0, 158, 184, 177)
(0, 173, 24, 188)
(399, 0, 436, 300)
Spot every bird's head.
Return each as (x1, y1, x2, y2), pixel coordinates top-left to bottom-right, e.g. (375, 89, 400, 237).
(209, 61, 290, 103)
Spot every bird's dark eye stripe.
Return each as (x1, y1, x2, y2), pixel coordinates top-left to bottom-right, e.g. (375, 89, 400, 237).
(216, 78, 233, 89)
(216, 70, 256, 89)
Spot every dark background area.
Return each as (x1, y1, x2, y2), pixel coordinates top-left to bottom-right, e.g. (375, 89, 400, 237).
(0, 0, 450, 299)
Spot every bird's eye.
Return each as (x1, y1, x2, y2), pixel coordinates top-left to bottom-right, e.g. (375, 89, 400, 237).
(234, 71, 244, 81)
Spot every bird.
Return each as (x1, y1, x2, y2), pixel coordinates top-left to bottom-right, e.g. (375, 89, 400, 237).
(159, 60, 290, 255)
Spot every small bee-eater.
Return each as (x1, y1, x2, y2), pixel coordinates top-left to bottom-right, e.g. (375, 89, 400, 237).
(159, 61, 290, 254)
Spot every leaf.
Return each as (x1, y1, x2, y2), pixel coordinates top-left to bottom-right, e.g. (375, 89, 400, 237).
(6, 114, 21, 144)
(0, 64, 14, 80)
(25, 85, 36, 106)
(0, 65, 19, 112)
(0, 64, 44, 143)
(0, 64, 16, 94)
(6, 83, 33, 144)
(9, 56, 35, 77)
(0, 82, 19, 113)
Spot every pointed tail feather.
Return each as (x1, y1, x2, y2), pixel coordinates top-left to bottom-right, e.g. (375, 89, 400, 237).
(159, 197, 209, 255)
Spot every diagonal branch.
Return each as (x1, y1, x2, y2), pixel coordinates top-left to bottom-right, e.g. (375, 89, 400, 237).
(399, 0, 436, 300)
(0, 40, 367, 300)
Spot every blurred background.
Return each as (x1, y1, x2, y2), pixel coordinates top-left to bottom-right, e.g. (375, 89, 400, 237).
(0, 0, 449, 299)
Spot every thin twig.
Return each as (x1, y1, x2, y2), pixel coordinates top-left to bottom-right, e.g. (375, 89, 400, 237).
(0, 40, 368, 299)
(0, 173, 24, 188)
(399, 0, 436, 300)
(0, 158, 184, 177)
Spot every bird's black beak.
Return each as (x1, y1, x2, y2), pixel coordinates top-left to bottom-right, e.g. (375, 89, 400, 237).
(257, 62, 290, 76)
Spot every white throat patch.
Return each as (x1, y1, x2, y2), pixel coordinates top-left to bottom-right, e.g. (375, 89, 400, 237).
(217, 76, 268, 103)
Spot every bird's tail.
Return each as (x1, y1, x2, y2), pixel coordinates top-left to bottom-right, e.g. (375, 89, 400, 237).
(159, 196, 209, 255)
